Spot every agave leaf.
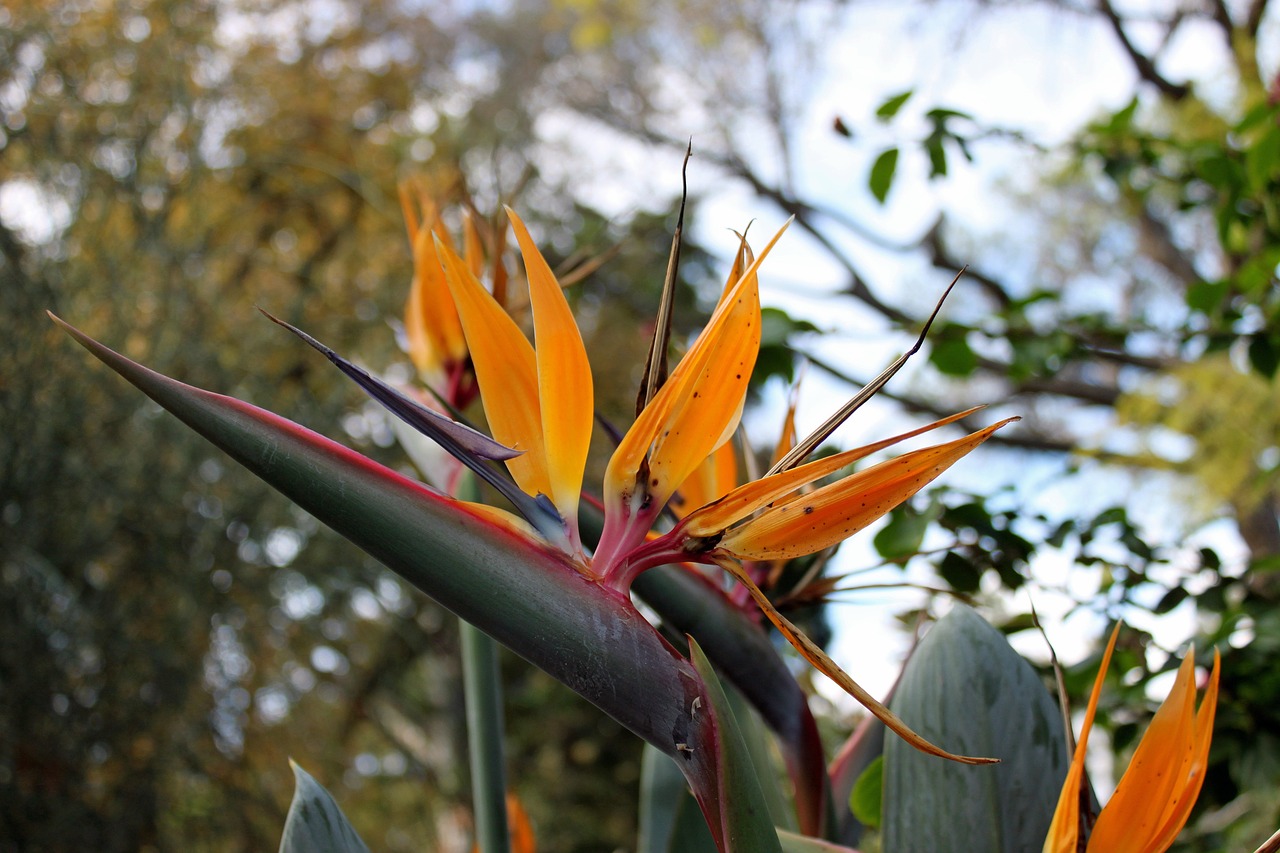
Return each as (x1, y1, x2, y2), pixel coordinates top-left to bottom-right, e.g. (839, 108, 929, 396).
(279, 761, 370, 853)
(51, 314, 701, 761)
(882, 606, 1068, 853)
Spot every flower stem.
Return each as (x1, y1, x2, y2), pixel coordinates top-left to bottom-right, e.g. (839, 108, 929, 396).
(461, 619, 510, 853)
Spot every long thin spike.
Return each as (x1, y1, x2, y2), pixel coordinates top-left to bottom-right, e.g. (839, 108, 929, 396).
(768, 269, 965, 476)
(1031, 598, 1076, 759)
(636, 140, 693, 416)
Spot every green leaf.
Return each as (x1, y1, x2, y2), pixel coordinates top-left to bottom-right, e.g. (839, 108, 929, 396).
(279, 761, 371, 853)
(687, 639, 784, 853)
(1154, 585, 1189, 615)
(1245, 124, 1280, 191)
(828, 712, 886, 845)
(937, 552, 981, 594)
(754, 308, 821, 387)
(1102, 97, 1139, 134)
(638, 745, 719, 853)
(873, 506, 931, 559)
(629, 565, 829, 838)
(929, 334, 978, 377)
(882, 606, 1069, 853)
(1248, 332, 1279, 377)
(51, 315, 703, 766)
(848, 755, 883, 828)
(775, 829, 859, 852)
(924, 134, 947, 178)
(1186, 279, 1228, 315)
(723, 682, 798, 833)
(875, 90, 913, 121)
(1196, 151, 1240, 191)
(869, 148, 899, 204)
(1235, 101, 1278, 133)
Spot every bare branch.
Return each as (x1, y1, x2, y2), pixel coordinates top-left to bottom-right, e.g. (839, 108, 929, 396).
(799, 350, 1077, 454)
(770, 273, 963, 475)
(1246, 0, 1269, 37)
(922, 218, 1013, 309)
(1206, 0, 1236, 47)
(1096, 0, 1192, 100)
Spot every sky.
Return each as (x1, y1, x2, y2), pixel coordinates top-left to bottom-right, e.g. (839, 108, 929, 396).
(537, 0, 1266, 714)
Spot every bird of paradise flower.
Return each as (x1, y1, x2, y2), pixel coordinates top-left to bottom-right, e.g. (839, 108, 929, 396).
(1044, 624, 1220, 853)
(263, 199, 1015, 765)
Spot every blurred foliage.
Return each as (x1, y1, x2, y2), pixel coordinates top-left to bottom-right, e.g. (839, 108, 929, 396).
(0, 0, 721, 850)
(837, 6, 1279, 847)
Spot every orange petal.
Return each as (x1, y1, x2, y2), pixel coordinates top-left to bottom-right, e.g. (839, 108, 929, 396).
(1143, 649, 1220, 853)
(673, 436, 739, 518)
(398, 182, 421, 242)
(507, 208, 594, 526)
(717, 417, 1013, 560)
(1089, 649, 1200, 852)
(403, 198, 467, 379)
(604, 220, 790, 513)
(508, 793, 537, 853)
(463, 209, 486, 280)
(1043, 625, 1121, 853)
(437, 236, 551, 499)
(684, 408, 983, 538)
(470, 793, 537, 853)
(769, 382, 801, 470)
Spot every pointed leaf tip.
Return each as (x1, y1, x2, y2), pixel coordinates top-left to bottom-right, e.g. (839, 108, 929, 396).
(257, 311, 564, 532)
(258, 310, 520, 461)
(280, 761, 371, 853)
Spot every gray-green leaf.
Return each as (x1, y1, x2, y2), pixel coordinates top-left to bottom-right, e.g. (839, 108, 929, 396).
(279, 761, 371, 853)
(882, 606, 1069, 853)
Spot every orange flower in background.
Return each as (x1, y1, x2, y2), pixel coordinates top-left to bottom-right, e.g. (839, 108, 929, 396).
(399, 179, 511, 404)
(470, 794, 536, 853)
(1044, 625, 1221, 853)
(400, 182, 469, 387)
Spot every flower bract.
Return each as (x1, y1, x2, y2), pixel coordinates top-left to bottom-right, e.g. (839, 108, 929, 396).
(1044, 625, 1221, 853)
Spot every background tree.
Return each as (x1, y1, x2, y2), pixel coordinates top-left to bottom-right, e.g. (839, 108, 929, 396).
(0, 1, 712, 849)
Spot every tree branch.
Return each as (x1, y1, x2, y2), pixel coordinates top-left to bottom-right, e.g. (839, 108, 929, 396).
(1246, 0, 1269, 38)
(799, 350, 1077, 454)
(1096, 0, 1191, 100)
(1207, 0, 1237, 49)
(922, 218, 1014, 310)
